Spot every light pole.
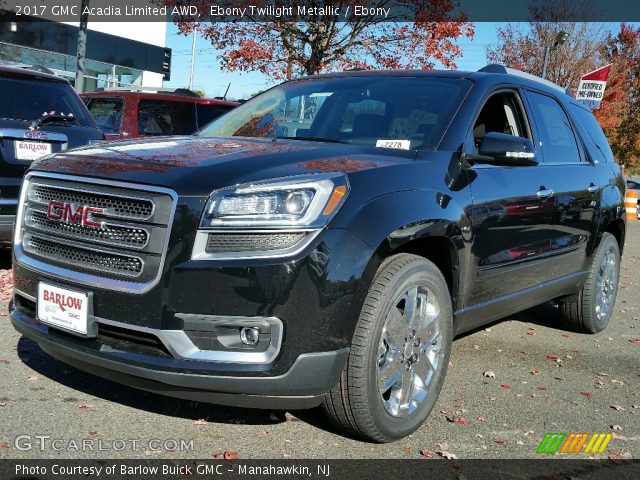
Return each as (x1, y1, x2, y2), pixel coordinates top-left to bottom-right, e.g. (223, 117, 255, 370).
(542, 31, 569, 80)
(75, 0, 90, 93)
(188, 31, 196, 90)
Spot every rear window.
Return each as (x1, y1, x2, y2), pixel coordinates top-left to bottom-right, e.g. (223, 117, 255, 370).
(569, 104, 615, 163)
(83, 97, 124, 135)
(0, 76, 94, 127)
(137, 99, 196, 136)
(195, 104, 234, 129)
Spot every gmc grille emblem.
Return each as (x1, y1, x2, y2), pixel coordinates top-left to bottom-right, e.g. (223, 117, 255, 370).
(46, 201, 104, 229)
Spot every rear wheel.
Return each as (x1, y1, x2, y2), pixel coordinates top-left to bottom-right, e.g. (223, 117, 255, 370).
(558, 232, 620, 333)
(322, 254, 453, 442)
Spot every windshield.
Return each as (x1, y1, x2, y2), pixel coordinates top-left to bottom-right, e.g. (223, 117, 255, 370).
(83, 96, 124, 135)
(198, 75, 472, 150)
(0, 76, 94, 127)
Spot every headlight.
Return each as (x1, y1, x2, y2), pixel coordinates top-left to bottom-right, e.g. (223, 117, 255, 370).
(200, 174, 349, 228)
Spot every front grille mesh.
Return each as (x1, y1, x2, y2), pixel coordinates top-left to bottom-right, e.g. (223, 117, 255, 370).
(27, 209, 149, 248)
(20, 177, 174, 283)
(25, 235, 143, 277)
(206, 232, 306, 253)
(30, 184, 153, 220)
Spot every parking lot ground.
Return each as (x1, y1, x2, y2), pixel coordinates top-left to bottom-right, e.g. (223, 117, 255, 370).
(0, 225, 638, 460)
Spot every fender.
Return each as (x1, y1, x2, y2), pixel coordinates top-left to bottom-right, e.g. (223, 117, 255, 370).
(339, 188, 472, 315)
(593, 166, 626, 256)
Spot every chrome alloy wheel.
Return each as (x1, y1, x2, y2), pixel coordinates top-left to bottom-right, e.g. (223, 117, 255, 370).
(595, 246, 618, 322)
(377, 285, 444, 417)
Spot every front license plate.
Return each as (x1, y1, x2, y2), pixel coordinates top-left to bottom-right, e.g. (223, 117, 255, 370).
(37, 282, 91, 336)
(15, 140, 52, 161)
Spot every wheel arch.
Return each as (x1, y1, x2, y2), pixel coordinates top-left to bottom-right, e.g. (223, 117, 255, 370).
(344, 189, 469, 318)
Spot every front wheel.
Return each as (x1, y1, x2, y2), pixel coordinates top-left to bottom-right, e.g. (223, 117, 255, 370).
(558, 232, 621, 333)
(322, 254, 453, 442)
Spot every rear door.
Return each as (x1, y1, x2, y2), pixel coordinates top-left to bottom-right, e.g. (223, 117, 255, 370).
(465, 88, 556, 305)
(523, 90, 600, 277)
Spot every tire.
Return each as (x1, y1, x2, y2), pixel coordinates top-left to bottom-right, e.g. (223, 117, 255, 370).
(322, 254, 453, 442)
(558, 232, 620, 333)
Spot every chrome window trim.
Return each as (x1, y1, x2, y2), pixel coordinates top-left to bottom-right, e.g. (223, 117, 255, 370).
(14, 172, 178, 294)
(191, 228, 322, 261)
(97, 315, 283, 364)
(0, 199, 18, 206)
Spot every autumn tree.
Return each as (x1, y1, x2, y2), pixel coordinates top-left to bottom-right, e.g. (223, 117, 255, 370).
(165, 0, 473, 81)
(595, 24, 640, 170)
(486, 0, 606, 91)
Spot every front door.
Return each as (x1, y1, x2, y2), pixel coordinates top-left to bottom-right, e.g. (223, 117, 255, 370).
(465, 89, 556, 306)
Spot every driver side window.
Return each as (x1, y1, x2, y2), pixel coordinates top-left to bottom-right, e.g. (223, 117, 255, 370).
(468, 91, 530, 153)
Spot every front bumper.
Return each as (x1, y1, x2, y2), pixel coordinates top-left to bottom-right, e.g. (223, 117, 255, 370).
(11, 222, 376, 409)
(11, 302, 349, 409)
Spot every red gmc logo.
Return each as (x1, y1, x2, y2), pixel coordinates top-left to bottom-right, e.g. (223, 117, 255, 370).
(46, 201, 104, 228)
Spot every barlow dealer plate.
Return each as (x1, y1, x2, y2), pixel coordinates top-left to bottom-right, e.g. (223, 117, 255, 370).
(15, 140, 52, 161)
(37, 282, 95, 337)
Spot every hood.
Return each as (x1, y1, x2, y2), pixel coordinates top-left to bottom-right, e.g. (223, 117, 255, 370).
(30, 136, 414, 195)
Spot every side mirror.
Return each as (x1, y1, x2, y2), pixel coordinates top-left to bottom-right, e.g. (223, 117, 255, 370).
(470, 132, 538, 166)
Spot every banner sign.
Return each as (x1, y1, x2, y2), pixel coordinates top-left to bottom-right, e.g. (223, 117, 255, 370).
(576, 65, 612, 110)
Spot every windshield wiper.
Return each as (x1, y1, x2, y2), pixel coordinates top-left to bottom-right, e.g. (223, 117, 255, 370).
(30, 113, 79, 129)
(274, 136, 347, 144)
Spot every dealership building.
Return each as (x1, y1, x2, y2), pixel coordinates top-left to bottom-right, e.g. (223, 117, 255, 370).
(0, 11, 171, 91)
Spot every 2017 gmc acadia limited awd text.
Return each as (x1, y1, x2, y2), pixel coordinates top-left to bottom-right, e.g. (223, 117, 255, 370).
(10, 66, 625, 442)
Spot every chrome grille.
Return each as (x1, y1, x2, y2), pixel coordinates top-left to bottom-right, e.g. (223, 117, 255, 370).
(24, 234, 143, 277)
(18, 175, 176, 287)
(29, 184, 154, 220)
(26, 209, 149, 248)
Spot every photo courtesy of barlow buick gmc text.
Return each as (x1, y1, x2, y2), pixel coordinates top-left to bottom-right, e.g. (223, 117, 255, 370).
(0, 0, 640, 478)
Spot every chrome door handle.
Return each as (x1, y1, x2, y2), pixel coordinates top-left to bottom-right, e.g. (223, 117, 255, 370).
(537, 189, 555, 199)
(588, 184, 598, 194)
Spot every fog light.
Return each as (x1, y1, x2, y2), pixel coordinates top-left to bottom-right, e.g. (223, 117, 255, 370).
(240, 327, 260, 346)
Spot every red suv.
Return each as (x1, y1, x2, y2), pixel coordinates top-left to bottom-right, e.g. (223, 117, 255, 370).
(81, 89, 238, 140)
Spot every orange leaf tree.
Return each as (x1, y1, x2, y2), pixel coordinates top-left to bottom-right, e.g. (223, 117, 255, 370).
(485, 0, 607, 92)
(595, 24, 640, 169)
(165, 0, 473, 81)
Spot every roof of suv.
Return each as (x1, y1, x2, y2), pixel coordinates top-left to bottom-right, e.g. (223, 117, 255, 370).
(81, 90, 239, 107)
(294, 66, 574, 103)
(0, 64, 69, 83)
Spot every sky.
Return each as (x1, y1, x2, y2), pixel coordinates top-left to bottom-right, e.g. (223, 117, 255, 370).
(162, 22, 629, 100)
(163, 22, 507, 99)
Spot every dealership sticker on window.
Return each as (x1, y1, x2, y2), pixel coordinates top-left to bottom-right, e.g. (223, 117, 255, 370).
(375, 139, 411, 150)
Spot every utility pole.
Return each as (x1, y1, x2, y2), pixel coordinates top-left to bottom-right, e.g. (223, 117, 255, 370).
(188, 31, 196, 90)
(74, 0, 90, 93)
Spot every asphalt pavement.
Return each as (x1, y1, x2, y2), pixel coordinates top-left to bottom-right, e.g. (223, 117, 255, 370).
(0, 225, 638, 460)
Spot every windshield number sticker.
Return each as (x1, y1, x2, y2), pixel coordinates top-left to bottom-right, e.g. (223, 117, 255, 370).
(376, 139, 411, 150)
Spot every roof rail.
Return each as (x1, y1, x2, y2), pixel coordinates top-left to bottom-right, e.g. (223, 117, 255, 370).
(0, 61, 56, 76)
(478, 64, 566, 93)
(101, 86, 199, 96)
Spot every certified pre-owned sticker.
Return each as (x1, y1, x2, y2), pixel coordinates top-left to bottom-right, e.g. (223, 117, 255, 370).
(375, 139, 411, 150)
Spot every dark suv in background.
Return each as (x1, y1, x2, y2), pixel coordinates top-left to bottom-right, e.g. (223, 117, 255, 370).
(10, 66, 625, 442)
(0, 64, 103, 248)
(81, 89, 238, 140)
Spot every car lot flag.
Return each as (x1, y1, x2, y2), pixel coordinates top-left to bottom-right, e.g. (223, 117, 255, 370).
(576, 65, 611, 110)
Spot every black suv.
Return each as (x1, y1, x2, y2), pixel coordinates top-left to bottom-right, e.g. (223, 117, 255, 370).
(0, 64, 103, 247)
(9, 66, 625, 442)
